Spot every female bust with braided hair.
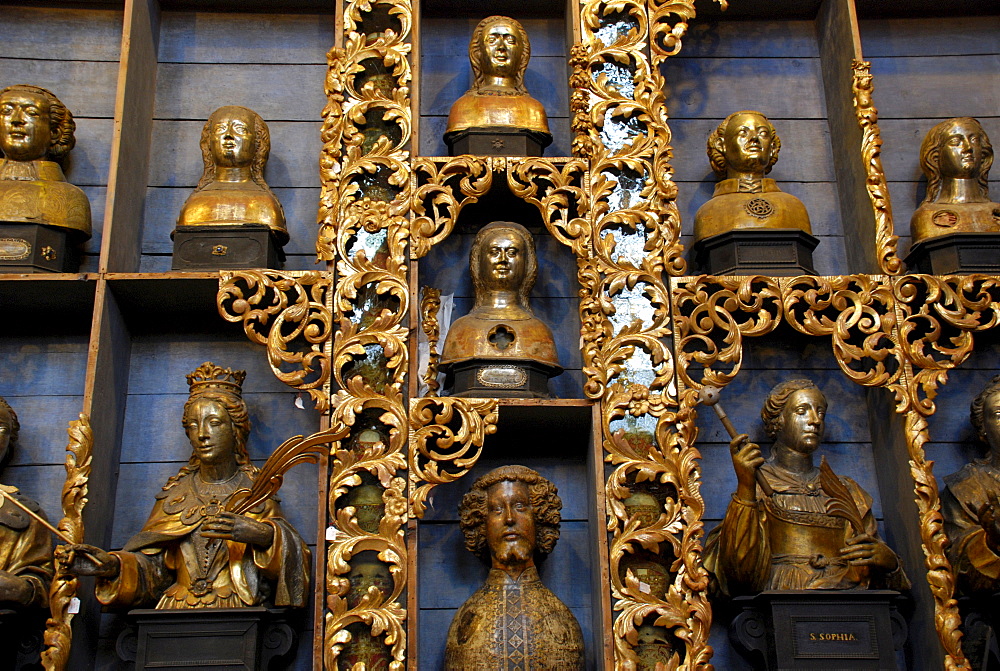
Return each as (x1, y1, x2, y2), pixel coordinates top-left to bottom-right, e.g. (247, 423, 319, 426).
(65, 363, 309, 609)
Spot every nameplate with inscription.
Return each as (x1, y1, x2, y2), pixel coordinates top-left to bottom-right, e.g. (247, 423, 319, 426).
(476, 365, 528, 389)
(790, 615, 878, 659)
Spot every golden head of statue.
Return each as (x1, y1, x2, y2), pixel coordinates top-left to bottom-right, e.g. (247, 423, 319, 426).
(0, 397, 53, 609)
(0, 84, 91, 238)
(910, 117, 1000, 244)
(177, 105, 288, 245)
(63, 362, 310, 610)
(444, 465, 584, 669)
(444, 16, 551, 147)
(440, 221, 561, 397)
(693, 110, 811, 243)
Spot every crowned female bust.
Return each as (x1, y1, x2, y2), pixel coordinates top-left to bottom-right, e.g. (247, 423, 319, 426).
(177, 105, 287, 245)
(444, 16, 551, 155)
(0, 84, 91, 238)
(910, 117, 999, 244)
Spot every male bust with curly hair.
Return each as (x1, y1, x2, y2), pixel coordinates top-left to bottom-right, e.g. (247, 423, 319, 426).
(0, 84, 91, 239)
(445, 465, 584, 670)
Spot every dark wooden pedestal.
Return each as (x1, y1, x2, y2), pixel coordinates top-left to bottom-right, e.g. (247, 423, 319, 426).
(692, 229, 819, 276)
(0, 223, 80, 273)
(958, 594, 1000, 671)
(905, 233, 1000, 275)
(444, 127, 552, 157)
(172, 224, 284, 271)
(0, 608, 45, 671)
(447, 359, 561, 398)
(729, 591, 906, 671)
(115, 607, 297, 671)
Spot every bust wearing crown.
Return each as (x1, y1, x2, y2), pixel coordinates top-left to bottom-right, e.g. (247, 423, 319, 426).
(0, 84, 91, 238)
(65, 362, 309, 610)
(176, 106, 287, 244)
(910, 117, 999, 244)
(440, 221, 561, 397)
(444, 16, 551, 156)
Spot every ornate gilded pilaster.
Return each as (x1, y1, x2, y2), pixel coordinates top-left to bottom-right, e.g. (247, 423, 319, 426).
(319, 0, 413, 666)
(42, 414, 92, 671)
(852, 60, 902, 276)
(575, 0, 724, 664)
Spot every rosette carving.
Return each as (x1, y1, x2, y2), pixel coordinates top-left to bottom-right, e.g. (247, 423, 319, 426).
(852, 60, 902, 276)
(42, 414, 92, 671)
(218, 271, 334, 411)
(408, 397, 499, 519)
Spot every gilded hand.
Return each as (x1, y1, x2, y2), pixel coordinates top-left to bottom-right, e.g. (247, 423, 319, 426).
(730, 433, 763, 502)
(202, 512, 274, 548)
(839, 533, 898, 571)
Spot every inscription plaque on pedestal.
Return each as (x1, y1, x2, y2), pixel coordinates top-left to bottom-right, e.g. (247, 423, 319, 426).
(730, 590, 906, 671)
(905, 233, 1000, 275)
(172, 224, 284, 270)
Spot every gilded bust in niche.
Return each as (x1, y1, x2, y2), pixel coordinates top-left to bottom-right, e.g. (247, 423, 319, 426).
(177, 105, 288, 245)
(445, 16, 551, 143)
(910, 117, 1000, 244)
(0, 84, 91, 238)
(693, 110, 811, 243)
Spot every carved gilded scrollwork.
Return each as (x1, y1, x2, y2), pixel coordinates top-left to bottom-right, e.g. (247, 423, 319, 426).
(508, 158, 591, 257)
(218, 270, 334, 411)
(42, 414, 92, 671)
(852, 60, 902, 276)
(407, 397, 499, 519)
(419, 287, 442, 396)
(325, 390, 409, 670)
(410, 156, 497, 259)
(647, 0, 726, 62)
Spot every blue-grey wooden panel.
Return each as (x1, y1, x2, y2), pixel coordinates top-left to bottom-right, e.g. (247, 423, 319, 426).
(418, 522, 596, 670)
(0, 59, 119, 119)
(147, 120, 322, 188)
(866, 55, 1000, 120)
(153, 63, 328, 121)
(421, 17, 568, 58)
(680, 19, 820, 58)
(0, 6, 123, 62)
(158, 12, 334, 65)
(141, 186, 321, 256)
(0, 337, 88, 397)
(859, 16, 1000, 58)
(63, 118, 115, 188)
(661, 57, 826, 120)
(0, 396, 87, 467)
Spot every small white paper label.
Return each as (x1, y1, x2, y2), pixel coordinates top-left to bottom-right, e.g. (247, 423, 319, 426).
(326, 526, 342, 542)
(294, 395, 305, 410)
(638, 581, 651, 594)
(68, 597, 81, 614)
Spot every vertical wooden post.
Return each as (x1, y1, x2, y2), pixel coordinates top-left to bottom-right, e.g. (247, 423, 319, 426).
(100, 0, 160, 274)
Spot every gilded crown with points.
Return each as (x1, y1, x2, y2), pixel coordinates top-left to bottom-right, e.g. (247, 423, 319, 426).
(186, 362, 247, 396)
